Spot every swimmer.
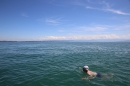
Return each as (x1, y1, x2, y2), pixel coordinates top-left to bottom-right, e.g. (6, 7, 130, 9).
(82, 66, 101, 80)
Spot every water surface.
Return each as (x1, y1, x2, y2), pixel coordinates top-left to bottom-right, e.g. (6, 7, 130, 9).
(0, 42, 130, 86)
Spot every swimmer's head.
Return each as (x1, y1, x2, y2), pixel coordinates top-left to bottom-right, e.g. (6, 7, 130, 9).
(84, 66, 89, 70)
(83, 66, 89, 72)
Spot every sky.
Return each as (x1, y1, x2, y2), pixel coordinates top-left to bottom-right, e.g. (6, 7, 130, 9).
(0, 0, 130, 41)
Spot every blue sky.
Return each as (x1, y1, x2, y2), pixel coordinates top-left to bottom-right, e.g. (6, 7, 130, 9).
(0, 0, 130, 41)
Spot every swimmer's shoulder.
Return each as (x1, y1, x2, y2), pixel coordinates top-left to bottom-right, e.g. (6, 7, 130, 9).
(88, 70, 97, 76)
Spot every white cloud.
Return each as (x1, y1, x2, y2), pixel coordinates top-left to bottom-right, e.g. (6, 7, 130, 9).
(45, 19, 59, 24)
(104, 8, 130, 15)
(45, 17, 63, 25)
(76, 23, 130, 34)
(85, 6, 130, 15)
(79, 26, 107, 31)
(40, 36, 67, 40)
(113, 23, 130, 31)
(74, 0, 130, 15)
(21, 13, 28, 17)
(40, 34, 130, 40)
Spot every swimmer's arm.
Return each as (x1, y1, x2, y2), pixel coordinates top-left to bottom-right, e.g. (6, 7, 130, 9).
(81, 77, 87, 80)
(88, 76, 95, 79)
(81, 76, 95, 80)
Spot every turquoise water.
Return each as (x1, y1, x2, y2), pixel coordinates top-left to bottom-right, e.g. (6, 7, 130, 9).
(0, 42, 130, 86)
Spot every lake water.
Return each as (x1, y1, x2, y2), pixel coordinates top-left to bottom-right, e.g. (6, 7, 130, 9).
(0, 41, 130, 86)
